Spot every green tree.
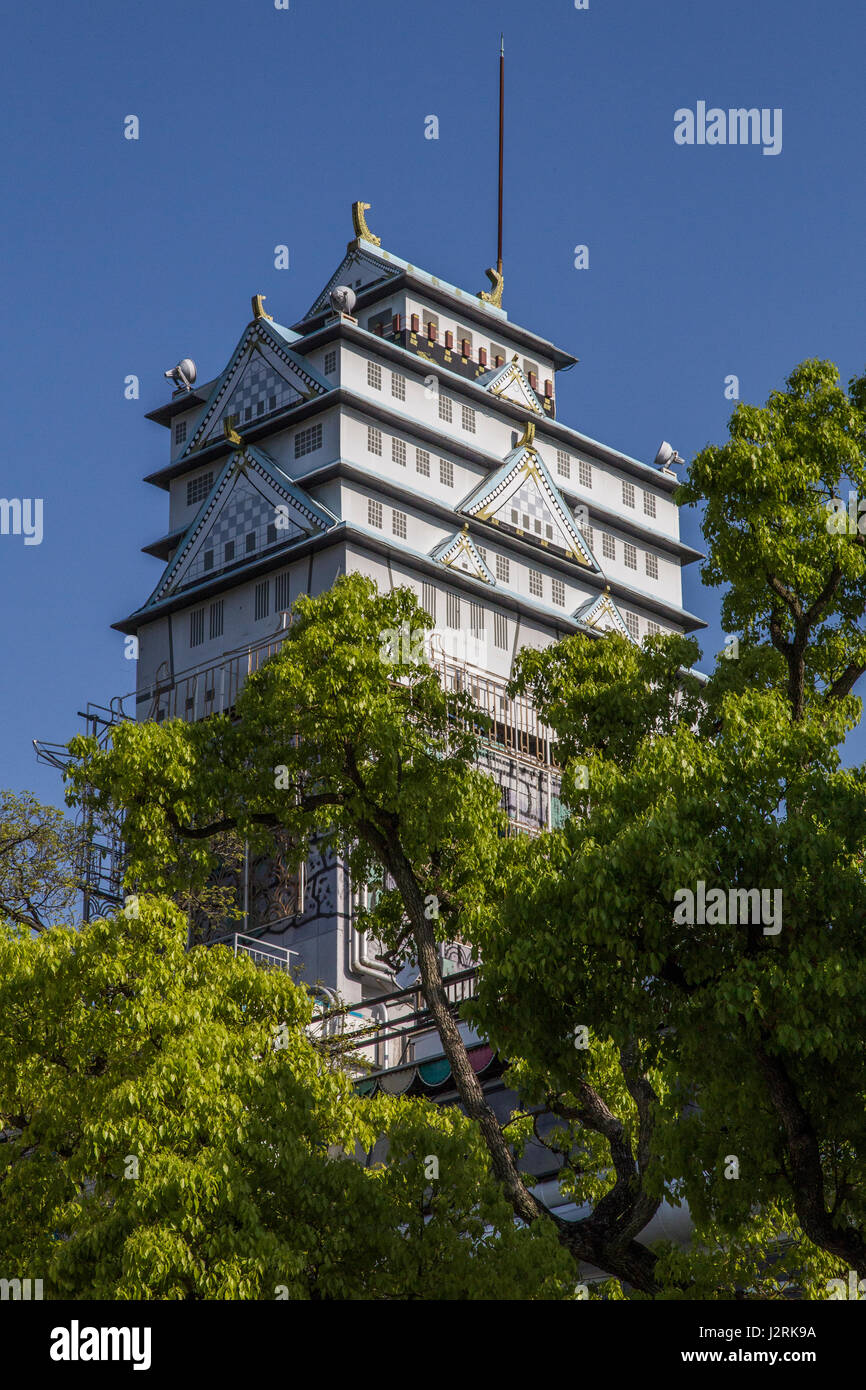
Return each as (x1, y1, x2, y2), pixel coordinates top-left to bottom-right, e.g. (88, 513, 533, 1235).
(0, 789, 81, 933)
(0, 897, 570, 1300)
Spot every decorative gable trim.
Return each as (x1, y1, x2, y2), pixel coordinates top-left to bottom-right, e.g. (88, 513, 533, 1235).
(459, 436, 595, 568)
(303, 246, 401, 320)
(146, 444, 335, 607)
(181, 319, 331, 458)
(478, 357, 542, 413)
(574, 591, 635, 641)
(431, 527, 496, 585)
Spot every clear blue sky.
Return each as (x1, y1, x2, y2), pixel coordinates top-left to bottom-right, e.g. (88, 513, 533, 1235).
(2, 0, 865, 809)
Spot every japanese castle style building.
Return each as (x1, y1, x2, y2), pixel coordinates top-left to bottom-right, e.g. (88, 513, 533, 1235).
(110, 201, 704, 1030)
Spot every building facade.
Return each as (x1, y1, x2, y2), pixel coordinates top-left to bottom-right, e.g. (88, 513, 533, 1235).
(114, 203, 704, 1028)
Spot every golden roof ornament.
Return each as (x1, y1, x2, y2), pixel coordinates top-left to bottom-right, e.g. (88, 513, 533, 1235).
(479, 267, 504, 308)
(223, 418, 244, 448)
(516, 420, 536, 452)
(251, 294, 273, 321)
(352, 201, 381, 246)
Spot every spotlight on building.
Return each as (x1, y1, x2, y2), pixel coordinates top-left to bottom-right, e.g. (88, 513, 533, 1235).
(329, 285, 357, 317)
(654, 440, 684, 471)
(164, 358, 197, 392)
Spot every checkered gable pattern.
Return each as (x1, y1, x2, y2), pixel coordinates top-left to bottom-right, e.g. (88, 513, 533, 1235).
(179, 474, 304, 591)
(494, 478, 556, 539)
(200, 354, 303, 445)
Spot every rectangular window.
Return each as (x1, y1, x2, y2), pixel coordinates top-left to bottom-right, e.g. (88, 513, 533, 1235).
(468, 601, 484, 634)
(602, 533, 615, 560)
(246, 532, 256, 554)
(446, 592, 460, 628)
(422, 582, 437, 621)
(174, 420, 187, 445)
(439, 458, 454, 487)
(623, 480, 636, 508)
(324, 349, 337, 376)
(391, 373, 406, 401)
(367, 361, 382, 390)
(416, 448, 430, 477)
(551, 578, 565, 607)
(203, 549, 213, 572)
(275, 572, 291, 612)
(647, 619, 661, 636)
(582, 523, 594, 549)
(186, 472, 213, 507)
(624, 542, 637, 569)
(368, 498, 383, 529)
(255, 580, 270, 622)
(477, 545, 487, 564)
(578, 458, 592, 489)
(644, 491, 657, 518)
(461, 405, 476, 433)
(495, 554, 509, 583)
(494, 612, 508, 649)
(438, 395, 453, 423)
(294, 423, 322, 458)
(224, 540, 235, 563)
(368, 426, 382, 455)
(529, 569, 543, 598)
(625, 612, 640, 640)
(266, 522, 277, 545)
(392, 510, 407, 539)
(189, 608, 205, 648)
(392, 438, 406, 466)
(209, 599, 223, 640)
(556, 449, 570, 478)
(645, 552, 659, 579)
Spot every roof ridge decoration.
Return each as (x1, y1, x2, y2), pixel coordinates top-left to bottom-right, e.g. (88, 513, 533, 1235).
(574, 591, 635, 642)
(479, 267, 504, 308)
(179, 314, 331, 458)
(458, 434, 596, 568)
(303, 244, 401, 321)
(431, 525, 496, 585)
(145, 444, 336, 608)
(351, 200, 381, 247)
(477, 357, 542, 413)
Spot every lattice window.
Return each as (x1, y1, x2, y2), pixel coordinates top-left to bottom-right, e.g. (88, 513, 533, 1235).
(602, 532, 615, 560)
(416, 448, 430, 477)
(391, 373, 406, 401)
(644, 491, 657, 518)
(175, 420, 187, 445)
(422, 582, 437, 620)
(446, 592, 460, 628)
(556, 449, 570, 478)
(495, 554, 509, 583)
(461, 405, 476, 433)
(551, 578, 565, 606)
(189, 608, 205, 648)
(438, 395, 453, 423)
(275, 572, 291, 612)
(367, 498, 383, 529)
(294, 423, 322, 458)
(186, 472, 213, 506)
(255, 580, 270, 622)
(623, 480, 636, 508)
(392, 438, 406, 466)
(624, 542, 637, 569)
(209, 600, 223, 640)
(367, 361, 382, 390)
(324, 350, 337, 376)
(645, 552, 658, 579)
(392, 510, 407, 539)
(494, 612, 508, 649)
(579, 458, 592, 488)
(529, 569, 543, 598)
(439, 458, 454, 487)
(625, 612, 640, 639)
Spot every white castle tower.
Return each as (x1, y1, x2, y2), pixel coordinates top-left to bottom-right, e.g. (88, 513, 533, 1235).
(113, 200, 704, 1015)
